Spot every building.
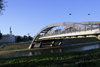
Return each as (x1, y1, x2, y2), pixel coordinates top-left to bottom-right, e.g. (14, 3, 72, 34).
(0, 27, 15, 43)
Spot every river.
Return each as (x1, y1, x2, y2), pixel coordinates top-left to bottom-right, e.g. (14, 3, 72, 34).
(0, 43, 100, 58)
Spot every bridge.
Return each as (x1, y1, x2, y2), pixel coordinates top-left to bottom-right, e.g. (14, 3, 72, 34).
(29, 21, 100, 49)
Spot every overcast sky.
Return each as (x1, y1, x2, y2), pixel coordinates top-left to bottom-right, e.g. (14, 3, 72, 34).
(0, 0, 100, 37)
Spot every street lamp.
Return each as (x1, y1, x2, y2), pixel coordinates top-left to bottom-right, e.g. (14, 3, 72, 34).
(69, 13, 72, 22)
(88, 14, 92, 31)
(88, 13, 92, 21)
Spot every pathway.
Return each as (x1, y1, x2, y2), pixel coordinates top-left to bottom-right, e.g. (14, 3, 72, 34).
(0, 44, 7, 51)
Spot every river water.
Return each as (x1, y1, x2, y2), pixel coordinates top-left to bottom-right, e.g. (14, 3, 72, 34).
(0, 43, 100, 58)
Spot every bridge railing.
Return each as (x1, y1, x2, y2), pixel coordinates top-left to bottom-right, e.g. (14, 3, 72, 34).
(39, 27, 100, 38)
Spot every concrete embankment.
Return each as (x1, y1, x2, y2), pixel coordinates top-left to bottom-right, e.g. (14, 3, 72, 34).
(0, 41, 100, 54)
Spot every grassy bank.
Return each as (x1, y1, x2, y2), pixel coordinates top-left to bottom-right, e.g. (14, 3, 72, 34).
(0, 37, 100, 66)
(0, 45, 2, 48)
(1, 43, 30, 51)
(1, 37, 100, 51)
(63, 37, 100, 45)
(0, 48, 100, 67)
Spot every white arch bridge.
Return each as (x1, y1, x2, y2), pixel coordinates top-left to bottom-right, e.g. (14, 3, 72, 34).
(29, 21, 100, 49)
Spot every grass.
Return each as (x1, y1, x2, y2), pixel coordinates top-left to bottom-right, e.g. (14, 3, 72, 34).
(0, 45, 2, 48)
(1, 37, 100, 51)
(0, 44, 3, 48)
(0, 37, 100, 66)
(1, 43, 30, 51)
(0, 48, 100, 67)
(63, 37, 100, 45)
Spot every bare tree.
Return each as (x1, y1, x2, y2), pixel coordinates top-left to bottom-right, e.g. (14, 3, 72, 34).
(0, 0, 6, 15)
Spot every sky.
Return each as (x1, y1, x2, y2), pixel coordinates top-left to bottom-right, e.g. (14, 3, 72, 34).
(0, 0, 100, 37)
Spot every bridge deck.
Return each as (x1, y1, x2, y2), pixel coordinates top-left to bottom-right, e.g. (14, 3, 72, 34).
(39, 28, 100, 39)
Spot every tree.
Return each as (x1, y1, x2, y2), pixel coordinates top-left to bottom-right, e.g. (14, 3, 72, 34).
(0, 0, 6, 39)
(16, 36, 22, 42)
(21, 35, 33, 42)
(37, 34, 41, 37)
(22, 35, 28, 42)
(0, 0, 5, 15)
(0, 32, 2, 39)
(28, 36, 33, 40)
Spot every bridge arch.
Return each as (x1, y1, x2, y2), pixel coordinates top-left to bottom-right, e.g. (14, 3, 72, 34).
(29, 21, 100, 49)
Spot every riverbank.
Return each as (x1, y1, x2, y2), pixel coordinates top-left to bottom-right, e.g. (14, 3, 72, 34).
(1, 43, 30, 51)
(0, 37, 99, 52)
(62, 37, 100, 45)
(0, 38, 100, 66)
(0, 45, 100, 67)
(0, 41, 100, 54)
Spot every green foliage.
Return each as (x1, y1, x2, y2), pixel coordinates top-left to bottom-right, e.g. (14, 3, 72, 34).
(37, 34, 41, 37)
(1, 48, 100, 67)
(16, 36, 22, 42)
(0, 32, 2, 39)
(21, 35, 33, 42)
(28, 36, 33, 40)
(0, 37, 100, 66)
(1, 43, 30, 51)
(22, 35, 28, 41)
(77, 62, 96, 67)
(63, 37, 100, 45)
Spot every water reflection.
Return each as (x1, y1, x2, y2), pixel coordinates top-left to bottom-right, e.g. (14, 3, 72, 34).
(0, 44, 100, 58)
(82, 44, 99, 50)
(34, 51, 41, 55)
(51, 50, 54, 53)
(29, 52, 32, 56)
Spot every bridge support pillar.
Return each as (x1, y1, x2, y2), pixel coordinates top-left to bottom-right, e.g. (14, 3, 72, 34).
(77, 35, 86, 38)
(71, 36, 77, 38)
(99, 24, 100, 30)
(34, 42, 41, 48)
(86, 35, 98, 38)
(66, 36, 71, 38)
(50, 41, 55, 46)
(98, 35, 100, 40)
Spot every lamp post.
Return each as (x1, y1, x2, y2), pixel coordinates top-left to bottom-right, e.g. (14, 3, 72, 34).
(88, 13, 92, 22)
(88, 14, 92, 31)
(69, 13, 72, 22)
